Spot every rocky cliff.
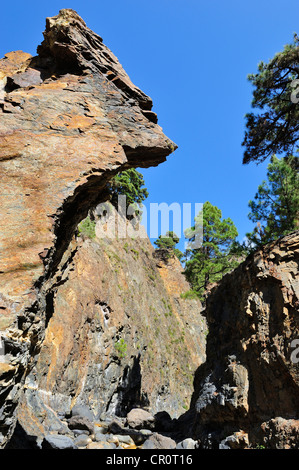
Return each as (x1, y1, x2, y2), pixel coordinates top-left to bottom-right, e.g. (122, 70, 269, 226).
(1, 8, 298, 451)
(9, 206, 206, 447)
(188, 231, 299, 449)
(0, 9, 207, 447)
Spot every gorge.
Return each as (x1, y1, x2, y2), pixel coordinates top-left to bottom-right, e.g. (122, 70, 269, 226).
(0, 9, 298, 450)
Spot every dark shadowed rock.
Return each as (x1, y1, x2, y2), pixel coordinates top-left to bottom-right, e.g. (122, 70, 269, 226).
(257, 418, 299, 449)
(154, 411, 175, 432)
(68, 416, 94, 435)
(191, 231, 299, 449)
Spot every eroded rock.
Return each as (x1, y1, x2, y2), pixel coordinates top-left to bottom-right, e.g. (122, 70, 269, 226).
(0, 9, 178, 445)
(190, 231, 299, 449)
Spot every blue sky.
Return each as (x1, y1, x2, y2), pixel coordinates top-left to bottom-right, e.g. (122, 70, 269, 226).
(1, 0, 299, 251)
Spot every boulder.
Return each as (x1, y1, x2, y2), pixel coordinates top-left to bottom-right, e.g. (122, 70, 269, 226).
(73, 434, 92, 448)
(87, 441, 117, 449)
(126, 408, 155, 430)
(42, 434, 77, 450)
(219, 432, 249, 450)
(141, 432, 176, 449)
(94, 426, 108, 440)
(70, 404, 94, 422)
(154, 411, 175, 432)
(176, 438, 198, 449)
(67, 416, 94, 435)
(114, 434, 135, 446)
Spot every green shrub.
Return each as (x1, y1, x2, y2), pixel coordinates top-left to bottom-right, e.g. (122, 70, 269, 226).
(78, 216, 96, 239)
(114, 339, 127, 359)
(180, 290, 199, 300)
(130, 248, 139, 260)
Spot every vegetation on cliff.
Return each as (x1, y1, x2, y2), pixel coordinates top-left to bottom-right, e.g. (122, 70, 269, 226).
(154, 231, 183, 260)
(242, 34, 299, 164)
(108, 169, 148, 218)
(78, 216, 96, 239)
(246, 155, 299, 246)
(242, 35, 299, 248)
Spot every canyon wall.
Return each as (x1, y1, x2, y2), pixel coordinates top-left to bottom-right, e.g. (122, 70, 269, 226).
(188, 231, 299, 449)
(0, 9, 202, 446)
(10, 207, 206, 446)
(1, 8, 298, 450)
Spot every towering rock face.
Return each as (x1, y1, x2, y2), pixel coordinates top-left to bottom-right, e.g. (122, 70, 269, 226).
(4, 9, 297, 452)
(12, 208, 206, 446)
(190, 231, 299, 449)
(0, 8, 175, 324)
(0, 9, 181, 445)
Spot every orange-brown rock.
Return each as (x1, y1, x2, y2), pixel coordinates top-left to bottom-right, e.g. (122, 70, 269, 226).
(0, 9, 177, 445)
(9, 207, 206, 446)
(188, 231, 299, 449)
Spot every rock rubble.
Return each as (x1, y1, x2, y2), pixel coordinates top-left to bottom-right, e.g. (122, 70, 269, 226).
(17, 406, 199, 450)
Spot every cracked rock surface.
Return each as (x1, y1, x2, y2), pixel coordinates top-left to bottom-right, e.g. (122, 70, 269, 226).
(188, 231, 299, 449)
(0, 9, 180, 445)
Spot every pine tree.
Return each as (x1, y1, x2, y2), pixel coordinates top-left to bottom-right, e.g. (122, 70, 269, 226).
(183, 201, 239, 300)
(108, 168, 148, 218)
(242, 34, 299, 164)
(246, 155, 299, 247)
(154, 231, 183, 260)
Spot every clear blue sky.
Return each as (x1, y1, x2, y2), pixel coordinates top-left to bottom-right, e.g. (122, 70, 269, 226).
(1, 0, 299, 251)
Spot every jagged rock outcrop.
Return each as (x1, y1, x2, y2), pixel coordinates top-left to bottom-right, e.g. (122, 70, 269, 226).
(0, 9, 180, 446)
(188, 231, 299, 449)
(3, 8, 297, 452)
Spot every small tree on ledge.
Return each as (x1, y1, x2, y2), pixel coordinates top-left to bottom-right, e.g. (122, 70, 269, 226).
(108, 168, 149, 219)
(154, 231, 183, 260)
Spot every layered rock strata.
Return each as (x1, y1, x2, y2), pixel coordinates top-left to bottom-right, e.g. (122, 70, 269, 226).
(189, 231, 299, 449)
(0, 9, 179, 445)
(8, 207, 206, 446)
